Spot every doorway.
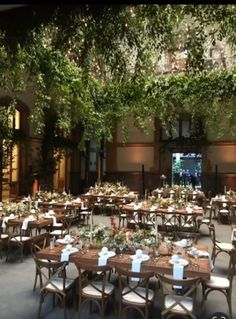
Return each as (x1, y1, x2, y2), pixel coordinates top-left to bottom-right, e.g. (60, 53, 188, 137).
(172, 152, 202, 189)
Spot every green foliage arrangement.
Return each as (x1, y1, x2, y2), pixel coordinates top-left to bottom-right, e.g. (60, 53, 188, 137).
(0, 4, 235, 148)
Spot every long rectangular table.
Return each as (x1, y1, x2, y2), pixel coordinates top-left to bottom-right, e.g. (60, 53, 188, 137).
(37, 244, 211, 280)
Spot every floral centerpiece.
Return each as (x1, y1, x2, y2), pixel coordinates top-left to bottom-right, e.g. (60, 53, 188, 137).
(88, 182, 130, 196)
(34, 190, 73, 202)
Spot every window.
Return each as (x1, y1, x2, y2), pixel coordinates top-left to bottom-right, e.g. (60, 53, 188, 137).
(161, 119, 191, 140)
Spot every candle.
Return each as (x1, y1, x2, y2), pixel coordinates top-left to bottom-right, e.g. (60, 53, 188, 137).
(155, 213, 158, 246)
(224, 185, 226, 194)
(90, 208, 93, 245)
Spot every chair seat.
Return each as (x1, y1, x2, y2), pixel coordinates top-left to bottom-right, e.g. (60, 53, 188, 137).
(165, 294, 193, 313)
(120, 214, 127, 218)
(201, 218, 210, 223)
(50, 230, 67, 236)
(1, 234, 8, 239)
(122, 286, 154, 304)
(219, 209, 229, 214)
(205, 275, 230, 289)
(82, 282, 114, 297)
(217, 242, 234, 251)
(80, 211, 91, 215)
(54, 223, 63, 227)
(46, 277, 75, 291)
(10, 236, 31, 242)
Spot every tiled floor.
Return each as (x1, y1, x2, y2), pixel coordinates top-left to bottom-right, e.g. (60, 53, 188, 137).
(0, 215, 235, 319)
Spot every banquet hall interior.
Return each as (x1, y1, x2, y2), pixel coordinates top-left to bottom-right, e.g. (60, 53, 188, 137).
(0, 4, 236, 319)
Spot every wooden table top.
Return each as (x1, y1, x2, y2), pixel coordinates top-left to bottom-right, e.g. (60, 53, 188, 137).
(37, 244, 211, 280)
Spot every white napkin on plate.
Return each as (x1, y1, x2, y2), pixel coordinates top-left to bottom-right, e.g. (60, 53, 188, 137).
(173, 264, 184, 289)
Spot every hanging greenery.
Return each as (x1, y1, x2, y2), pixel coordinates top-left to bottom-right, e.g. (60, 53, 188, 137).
(0, 4, 235, 148)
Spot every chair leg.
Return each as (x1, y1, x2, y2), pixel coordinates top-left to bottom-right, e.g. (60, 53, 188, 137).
(227, 293, 232, 319)
(38, 294, 43, 319)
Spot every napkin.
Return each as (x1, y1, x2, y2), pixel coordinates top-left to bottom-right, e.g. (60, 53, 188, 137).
(44, 214, 57, 226)
(173, 264, 184, 289)
(60, 251, 70, 262)
(2, 214, 15, 228)
(21, 218, 30, 230)
(131, 258, 142, 282)
(98, 254, 108, 266)
(197, 250, 214, 270)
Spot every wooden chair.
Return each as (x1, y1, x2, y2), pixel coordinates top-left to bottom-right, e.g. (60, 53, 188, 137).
(74, 260, 115, 319)
(202, 248, 236, 319)
(208, 223, 234, 266)
(218, 201, 231, 225)
(31, 233, 50, 291)
(0, 220, 9, 258)
(197, 205, 213, 233)
(5, 221, 31, 262)
(157, 273, 201, 319)
(160, 212, 177, 234)
(49, 216, 71, 239)
(34, 256, 76, 319)
(178, 213, 198, 233)
(115, 265, 155, 319)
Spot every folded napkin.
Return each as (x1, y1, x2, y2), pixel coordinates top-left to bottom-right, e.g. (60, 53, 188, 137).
(44, 214, 57, 226)
(2, 214, 16, 228)
(197, 250, 214, 270)
(173, 263, 184, 289)
(60, 251, 70, 262)
(21, 218, 30, 230)
(131, 258, 142, 282)
(98, 254, 109, 266)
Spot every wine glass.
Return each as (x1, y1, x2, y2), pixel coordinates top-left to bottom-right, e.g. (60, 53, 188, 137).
(192, 249, 199, 268)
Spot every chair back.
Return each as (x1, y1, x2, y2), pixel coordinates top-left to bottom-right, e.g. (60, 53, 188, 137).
(228, 248, 236, 288)
(33, 255, 68, 292)
(157, 273, 201, 319)
(115, 265, 154, 305)
(31, 233, 50, 255)
(74, 260, 112, 298)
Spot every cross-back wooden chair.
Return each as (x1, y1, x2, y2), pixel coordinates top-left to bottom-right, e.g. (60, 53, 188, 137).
(0, 220, 9, 258)
(74, 260, 115, 319)
(49, 216, 71, 239)
(208, 223, 234, 265)
(34, 255, 76, 319)
(115, 265, 155, 319)
(5, 220, 31, 262)
(197, 205, 213, 233)
(157, 273, 201, 319)
(178, 213, 198, 233)
(160, 212, 177, 234)
(201, 248, 236, 319)
(31, 233, 50, 291)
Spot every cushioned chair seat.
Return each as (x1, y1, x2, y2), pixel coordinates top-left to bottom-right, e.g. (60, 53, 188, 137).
(217, 242, 234, 251)
(165, 295, 193, 313)
(10, 236, 31, 242)
(46, 277, 75, 291)
(205, 275, 230, 289)
(122, 286, 154, 304)
(82, 282, 114, 297)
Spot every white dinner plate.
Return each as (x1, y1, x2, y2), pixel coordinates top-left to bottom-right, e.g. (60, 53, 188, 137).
(98, 251, 116, 258)
(169, 258, 189, 266)
(61, 247, 78, 254)
(130, 255, 150, 262)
